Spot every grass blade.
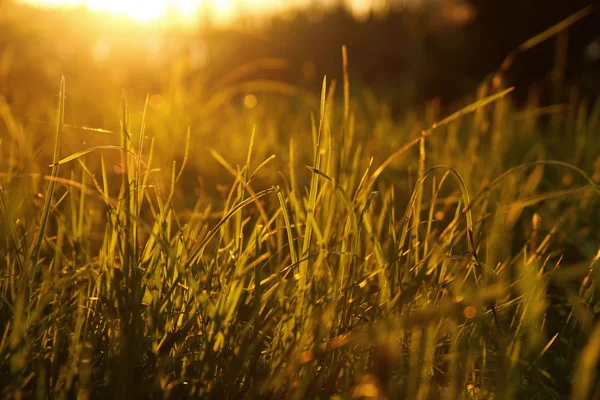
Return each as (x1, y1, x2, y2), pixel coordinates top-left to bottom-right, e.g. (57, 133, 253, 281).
(29, 77, 65, 288)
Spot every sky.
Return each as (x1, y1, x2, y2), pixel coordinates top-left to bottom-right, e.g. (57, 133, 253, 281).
(17, 0, 385, 24)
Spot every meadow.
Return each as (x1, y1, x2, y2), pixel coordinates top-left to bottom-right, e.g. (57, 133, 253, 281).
(1, 2, 600, 399)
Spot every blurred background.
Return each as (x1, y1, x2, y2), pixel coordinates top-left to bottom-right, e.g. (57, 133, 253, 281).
(0, 0, 598, 202)
(3, 0, 598, 105)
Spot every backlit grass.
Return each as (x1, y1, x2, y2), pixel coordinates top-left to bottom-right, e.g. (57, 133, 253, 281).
(1, 41, 600, 399)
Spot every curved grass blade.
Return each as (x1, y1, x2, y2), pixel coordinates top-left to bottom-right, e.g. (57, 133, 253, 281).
(440, 160, 600, 240)
(187, 187, 277, 263)
(357, 87, 514, 200)
(50, 144, 161, 200)
(493, 5, 596, 88)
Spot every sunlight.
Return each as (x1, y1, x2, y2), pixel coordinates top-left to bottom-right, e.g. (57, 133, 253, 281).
(18, 0, 381, 24)
(85, 0, 187, 22)
(18, 0, 243, 23)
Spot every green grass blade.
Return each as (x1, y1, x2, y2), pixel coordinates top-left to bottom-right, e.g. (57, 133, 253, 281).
(29, 77, 65, 288)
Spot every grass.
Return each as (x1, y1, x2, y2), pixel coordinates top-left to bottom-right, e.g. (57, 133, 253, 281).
(1, 32, 600, 399)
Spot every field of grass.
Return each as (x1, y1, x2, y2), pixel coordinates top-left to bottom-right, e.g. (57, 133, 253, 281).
(1, 5, 600, 399)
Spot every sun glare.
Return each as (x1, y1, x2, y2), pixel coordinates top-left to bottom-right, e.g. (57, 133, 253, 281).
(85, 0, 191, 22)
(19, 0, 381, 24)
(19, 0, 243, 23)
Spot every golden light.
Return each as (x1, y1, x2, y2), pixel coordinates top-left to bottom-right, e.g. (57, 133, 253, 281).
(86, 0, 182, 22)
(18, 0, 392, 25)
(18, 0, 239, 23)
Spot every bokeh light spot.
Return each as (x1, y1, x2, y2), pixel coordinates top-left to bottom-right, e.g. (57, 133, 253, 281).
(463, 306, 477, 319)
(561, 173, 573, 187)
(243, 94, 258, 109)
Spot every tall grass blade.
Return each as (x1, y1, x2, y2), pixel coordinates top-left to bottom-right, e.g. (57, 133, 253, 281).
(29, 77, 65, 288)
